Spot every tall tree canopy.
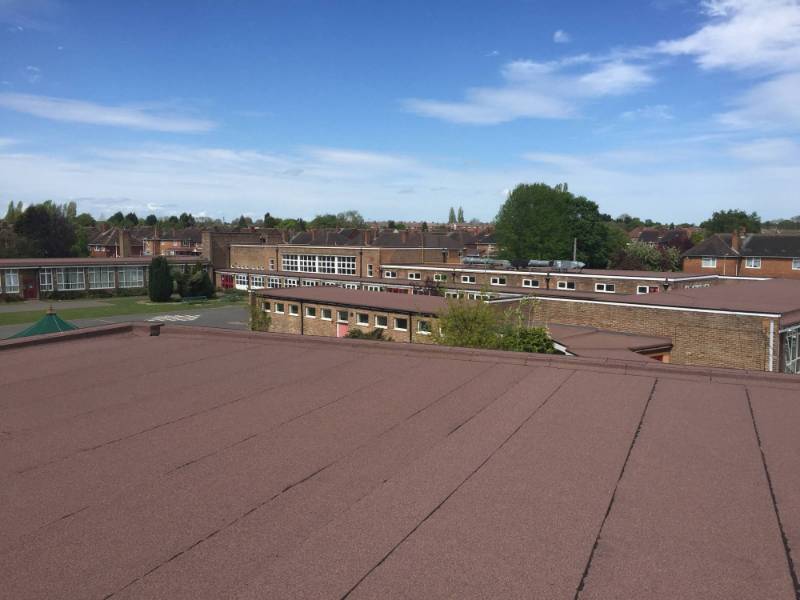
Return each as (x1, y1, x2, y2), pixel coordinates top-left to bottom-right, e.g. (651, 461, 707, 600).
(457, 207, 465, 223)
(263, 212, 280, 228)
(14, 204, 77, 258)
(701, 209, 761, 234)
(494, 183, 621, 268)
(448, 207, 456, 224)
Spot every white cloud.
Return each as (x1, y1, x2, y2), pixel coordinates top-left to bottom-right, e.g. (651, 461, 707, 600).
(0, 137, 17, 147)
(717, 72, 800, 129)
(621, 104, 674, 120)
(553, 29, 572, 43)
(0, 93, 215, 133)
(728, 137, 800, 162)
(24, 66, 41, 84)
(657, 0, 800, 72)
(0, 0, 62, 30)
(485, 50, 500, 57)
(404, 58, 652, 124)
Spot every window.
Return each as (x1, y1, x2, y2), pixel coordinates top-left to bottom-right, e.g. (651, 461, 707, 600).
(793, 258, 800, 270)
(282, 255, 299, 271)
(701, 257, 717, 268)
(375, 315, 388, 328)
(88, 267, 115, 289)
(490, 276, 506, 286)
(384, 271, 397, 278)
(275, 302, 285, 313)
(262, 301, 271, 312)
(366, 285, 382, 292)
(433, 273, 447, 282)
(343, 283, 359, 290)
(3, 269, 19, 294)
(299, 255, 316, 273)
(367, 264, 374, 277)
(461, 275, 476, 284)
(289, 304, 299, 316)
(557, 281, 575, 290)
(251, 275, 265, 289)
(357, 313, 369, 326)
(321, 308, 332, 320)
(234, 273, 249, 289)
(268, 258, 275, 271)
(268, 276, 281, 288)
(56, 267, 85, 291)
(337, 310, 348, 323)
(417, 320, 431, 334)
(318, 255, 336, 274)
(745, 257, 762, 269)
(637, 285, 649, 294)
(284, 278, 298, 287)
(305, 306, 316, 318)
(394, 317, 408, 331)
(336, 256, 356, 275)
(522, 279, 539, 288)
(301, 280, 318, 287)
(39, 268, 53, 292)
(408, 272, 421, 280)
(595, 283, 615, 293)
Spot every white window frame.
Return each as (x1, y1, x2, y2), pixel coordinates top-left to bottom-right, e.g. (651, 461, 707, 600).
(268, 258, 275, 271)
(305, 306, 316, 318)
(234, 273, 249, 289)
(118, 267, 144, 289)
(356, 313, 369, 326)
(595, 283, 615, 293)
(375, 315, 388, 329)
(394, 317, 408, 331)
(56, 267, 86, 291)
(701, 256, 717, 268)
(417, 320, 431, 335)
(433, 273, 447, 282)
(288, 304, 299, 316)
(384, 271, 397, 279)
(39, 268, 53, 292)
(408, 272, 421, 280)
(284, 277, 298, 288)
(3, 269, 19, 294)
(343, 283, 359, 290)
(557, 280, 575, 290)
(745, 257, 762, 269)
(461, 275, 476, 284)
(637, 285, 649, 295)
(282, 254, 299, 271)
(275, 302, 285, 314)
(321, 308, 332, 320)
(793, 258, 800, 270)
(88, 266, 115, 290)
(251, 275, 265, 289)
(490, 276, 506, 286)
(268, 276, 281, 288)
(262, 301, 271, 312)
(367, 264, 374, 277)
(522, 279, 539, 288)
(337, 310, 348, 323)
(366, 285, 382, 292)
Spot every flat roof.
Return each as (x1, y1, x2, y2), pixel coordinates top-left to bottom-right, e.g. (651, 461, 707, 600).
(547, 323, 672, 362)
(380, 263, 719, 280)
(2, 327, 800, 598)
(256, 286, 448, 314)
(0, 256, 206, 268)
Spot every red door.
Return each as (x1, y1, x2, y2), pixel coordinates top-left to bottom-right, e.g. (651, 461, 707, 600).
(336, 323, 349, 338)
(22, 274, 38, 299)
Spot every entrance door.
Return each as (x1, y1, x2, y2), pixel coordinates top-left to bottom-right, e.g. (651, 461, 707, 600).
(336, 323, 349, 338)
(22, 274, 38, 299)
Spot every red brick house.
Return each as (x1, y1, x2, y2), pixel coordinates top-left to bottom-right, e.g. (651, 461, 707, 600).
(682, 233, 800, 278)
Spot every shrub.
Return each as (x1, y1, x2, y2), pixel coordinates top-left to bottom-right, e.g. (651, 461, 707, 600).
(148, 256, 173, 302)
(345, 327, 389, 341)
(250, 301, 271, 331)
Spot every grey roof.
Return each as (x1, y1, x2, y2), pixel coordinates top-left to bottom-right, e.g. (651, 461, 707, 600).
(684, 233, 800, 258)
(682, 233, 739, 257)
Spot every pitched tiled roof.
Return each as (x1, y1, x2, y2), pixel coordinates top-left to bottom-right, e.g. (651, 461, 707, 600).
(740, 234, 800, 258)
(681, 233, 738, 257)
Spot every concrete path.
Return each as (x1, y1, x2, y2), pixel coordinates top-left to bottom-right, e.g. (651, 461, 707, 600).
(0, 304, 249, 339)
(0, 299, 113, 313)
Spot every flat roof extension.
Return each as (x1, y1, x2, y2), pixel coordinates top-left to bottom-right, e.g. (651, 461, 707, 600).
(256, 285, 448, 314)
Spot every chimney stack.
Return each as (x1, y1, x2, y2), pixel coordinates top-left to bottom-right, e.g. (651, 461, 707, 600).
(730, 230, 741, 253)
(119, 229, 131, 258)
(400, 230, 408, 244)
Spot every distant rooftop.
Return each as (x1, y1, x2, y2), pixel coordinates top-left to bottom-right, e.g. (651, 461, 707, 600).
(1, 326, 799, 598)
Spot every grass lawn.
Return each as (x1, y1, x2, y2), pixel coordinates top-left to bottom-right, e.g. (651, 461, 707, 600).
(0, 294, 245, 327)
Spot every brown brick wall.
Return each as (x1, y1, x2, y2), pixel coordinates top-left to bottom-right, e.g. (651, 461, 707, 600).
(498, 297, 779, 371)
(682, 257, 741, 276)
(251, 294, 437, 344)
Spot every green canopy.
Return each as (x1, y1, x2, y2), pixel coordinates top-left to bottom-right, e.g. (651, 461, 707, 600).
(9, 308, 78, 339)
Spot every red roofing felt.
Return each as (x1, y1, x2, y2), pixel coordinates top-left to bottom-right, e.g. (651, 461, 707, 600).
(1, 328, 799, 599)
(256, 285, 449, 314)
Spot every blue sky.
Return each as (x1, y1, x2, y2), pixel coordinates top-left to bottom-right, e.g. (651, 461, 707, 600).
(0, 0, 799, 223)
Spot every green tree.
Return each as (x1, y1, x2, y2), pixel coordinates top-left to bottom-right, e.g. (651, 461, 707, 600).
(457, 206, 464, 223)
(609, 241, 681, 271)
(700, 209, 761, 234)
(107, 211, 125, 226)
(148, 256, 174, 302)
(178, 212, 195, 228)
(144, 214, 158, 226)
(309, 214, 339, 228)
(263, 212, 280, 227)
(14, 204, 77, 257)
(124, 212, 139, 226)
(3, 201, 23, 223)
(421, 221, 429, 232)
(75, 212, 96, 227)
(495, 183, 616, 268)
(336, 210, 365, 228)
(71, 227, 90, 257)
(448, 207, 456, 224)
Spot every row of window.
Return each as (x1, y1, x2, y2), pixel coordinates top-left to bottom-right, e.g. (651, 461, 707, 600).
(262, 300, 432, 334)
(702, 257, 800, 270)
(37, 267, 144, 291)
(281, 254, 357, 275)
(1, 269, 19, 294)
